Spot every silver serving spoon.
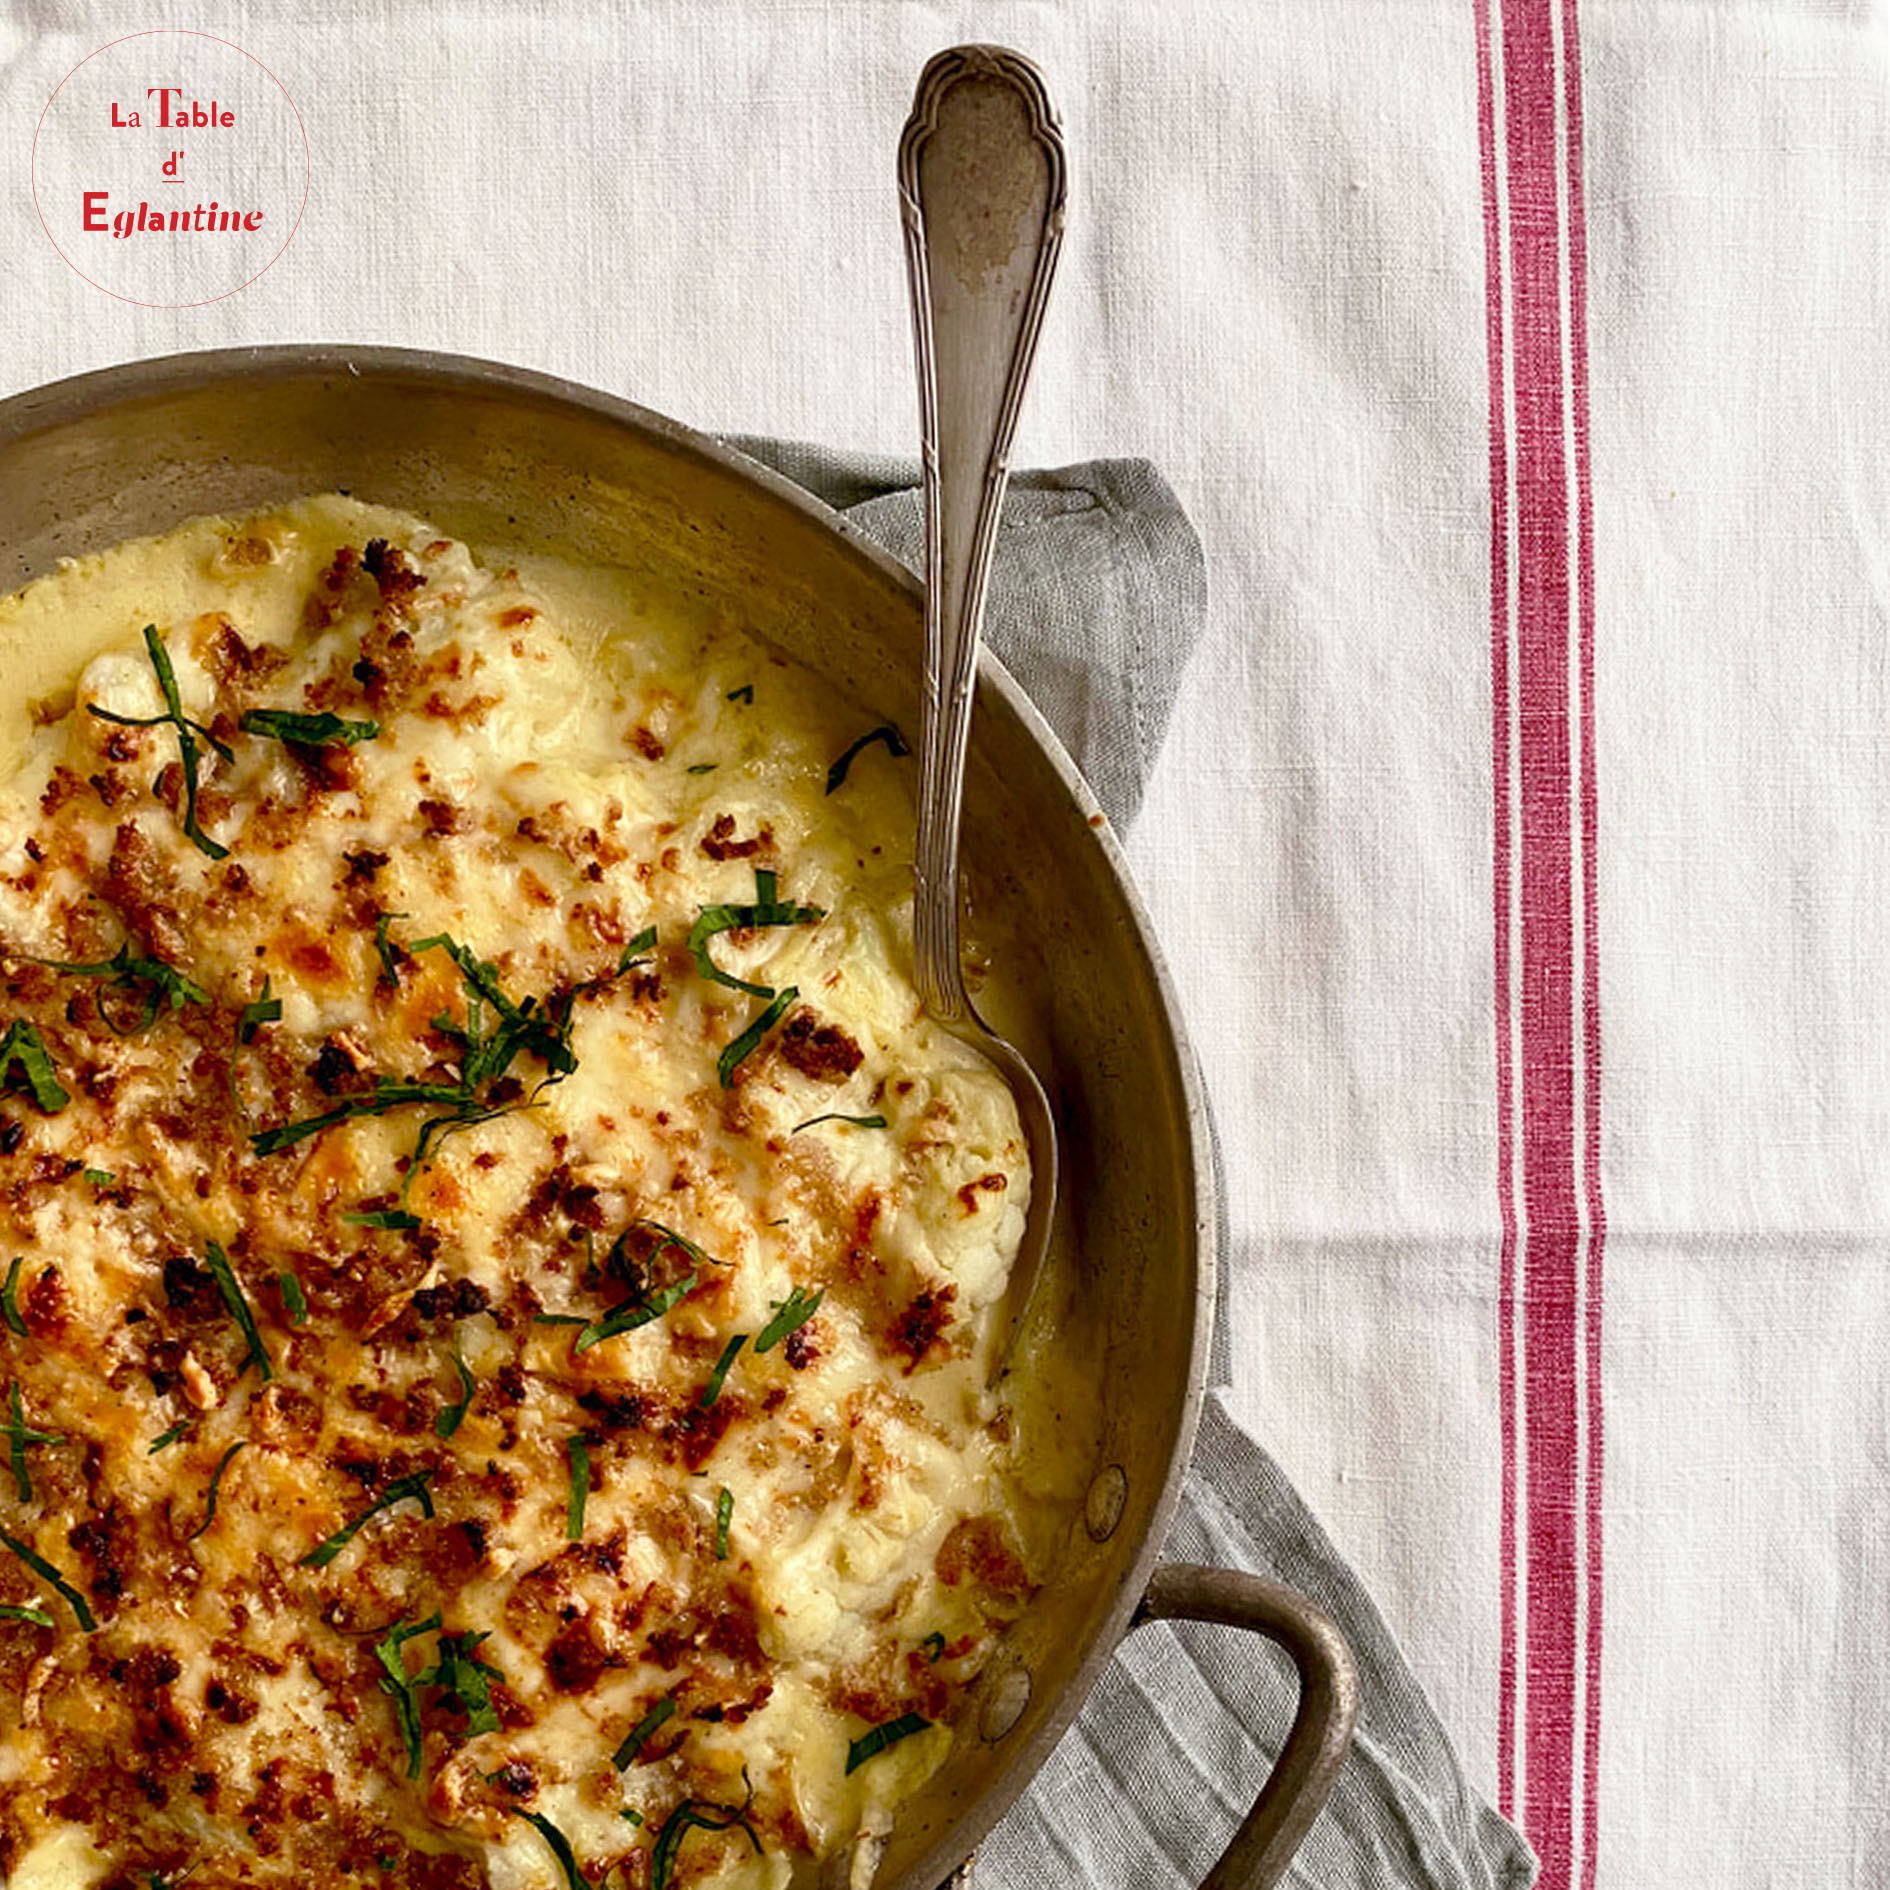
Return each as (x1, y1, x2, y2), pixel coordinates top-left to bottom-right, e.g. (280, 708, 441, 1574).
(898, 47, 1066, 1381)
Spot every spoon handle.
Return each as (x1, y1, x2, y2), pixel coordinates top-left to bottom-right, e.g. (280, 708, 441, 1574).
(898, 45, 1067, 1021)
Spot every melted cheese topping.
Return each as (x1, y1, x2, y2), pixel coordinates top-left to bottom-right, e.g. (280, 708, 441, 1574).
(0, 497, 1048, 1890)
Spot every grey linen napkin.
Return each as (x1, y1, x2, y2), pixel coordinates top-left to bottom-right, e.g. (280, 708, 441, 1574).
(729, 437, 1535, 1890)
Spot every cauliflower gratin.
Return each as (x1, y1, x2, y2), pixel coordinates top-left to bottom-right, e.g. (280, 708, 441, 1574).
(0, 496, 1059, 1890)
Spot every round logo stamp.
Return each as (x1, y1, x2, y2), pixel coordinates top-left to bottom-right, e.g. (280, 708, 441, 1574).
(31, 29, 309, 308)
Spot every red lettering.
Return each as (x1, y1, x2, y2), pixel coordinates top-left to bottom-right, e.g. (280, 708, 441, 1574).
(81, 191, 107, 232)
(147, 86, 182, 127)
(242, 210, 264, 231)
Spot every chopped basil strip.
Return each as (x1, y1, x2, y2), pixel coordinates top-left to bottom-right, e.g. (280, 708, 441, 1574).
(616, 925, 658, 972)
(621, 1218, 725, 1273)
(86, 624, 235, 857)
(698, 1333, 747, 1409)
(83, 1168, 115, 1189)
(374, 1611, 442, 1779)
(754, 1286, 824, 1354)
(566, 1436, 590, 1540)
(687, 868, 824, 999)
(202, 1242, 272, 1382)
(845, 1711, 933, 1774)
(187, 1441, 245, 1542)
(613, 1696, 677, 1770)
(620, 1808, 644, 1826)
(922, 1631, 947, 1662)
(35, 940, 209, 1036)
(345, 1206, 423, 1231)
(410, 931, 578, 1081)
(1, 1258, 24, 1337)
(650, 1797, 763, 1890)
(374, 910, 407, 985)
(726, 683, 754, 704)
(825, 722, 909, 795)
(238, 978, 281, 1044)
(250, 1080, 471, 1157)
(0, 1022, 68, 1114)
(714, 1486, 733, 1561)
(299, 1471, 435, 1569)
(435, 1354, 475, 1438)
(532, 1312, 587, 1328)
(717, 985, 797, 1089)
(279, 1270, 308, 1325)
(572, 1273, 698, 1355)
(508, 1809, 586, 1890)
(0, 1603, 52, 1628)
(0, 1528, 96, 1631)
(791, 1111, 888, 1133)
(686, 762, 718, 775)
(423, 1628, 503, 1736)
(148, 1419, 191, 1454)
(5, 1383, 61, 1503)
(240, 707, 380, 747)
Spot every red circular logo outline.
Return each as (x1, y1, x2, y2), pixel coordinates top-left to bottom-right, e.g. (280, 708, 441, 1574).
(31, 29, 311, 309)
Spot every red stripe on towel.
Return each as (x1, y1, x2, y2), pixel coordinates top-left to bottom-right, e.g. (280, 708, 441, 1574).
(1560, 0, 1606, 1878)
(1478, 1, 1602, 1884)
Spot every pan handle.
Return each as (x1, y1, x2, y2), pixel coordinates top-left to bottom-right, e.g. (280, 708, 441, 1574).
(1130, 1563, 1359, 1888)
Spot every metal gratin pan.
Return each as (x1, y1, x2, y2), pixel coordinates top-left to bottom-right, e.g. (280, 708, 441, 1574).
(0, 347, 1357, 1890)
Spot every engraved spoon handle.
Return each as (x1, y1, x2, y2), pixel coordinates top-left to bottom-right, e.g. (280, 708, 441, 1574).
(899, 46, 1068, 1020)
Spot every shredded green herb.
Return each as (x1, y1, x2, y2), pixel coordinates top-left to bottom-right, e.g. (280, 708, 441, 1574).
(240, 707, 381, 747)
(4, 1383, 60, 1502)
(616, 925, 658, 972)
(0, 1257, 21, 1336)
(618, 1219, 725, 1274)
(570, 1273, 698, 1355)
(299, 1471, 435, 1569)
(374, 1611, 443, 1779)
(279, 1270, 308, 1325)
(344, 1206, 423, 1231)
(0, 1022, 68, 1113)
(791, 1111, 888, 1133)
(254, 928, 583, 1197)
(35, 939, 209, 1036)
(687, 868, 824, 998)
(250, 1080, 470, 1157)
(508, 1809, 586, 1890)
(238, 978, 281, 1044)
(754, 1286, 825, 1354)
(424, 1628, 502, 1735)
(202, 1242, 271, 1381)
(921, 1631, 947, 1663)
(148, 1419, 191, 1454)
(726, 684, 754, 704)
(718, 985, 798, 1089)
(374, 911, 407, 986)
(649, 1795, 763, 1889)
(825, 722, 909, 795)
(714, 1486, 733, 1560)
(83, 1168, 115, 1189)
(685, 762, 718, 775)
(435, 1353, 475, 1438)
(0, 1603, 52, 1628)
(620, 1807, 644, 1826)
(187, 1441, 245, 1542)
(845, 1711, 933, 1774)
(698, 1333, 747, 1408)
(613, 1696, 677, 1770)
(87, 624, 234, 857)
(0, 1528, 96, 1631)
(566, 1436, 590, 1540)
